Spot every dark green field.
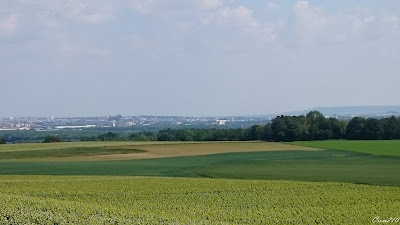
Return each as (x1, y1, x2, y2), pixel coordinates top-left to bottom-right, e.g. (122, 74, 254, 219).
(293, 140, 400, 156)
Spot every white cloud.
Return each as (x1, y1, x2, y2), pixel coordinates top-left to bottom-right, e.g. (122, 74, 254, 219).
(42, 30, 109, 57)
(198, 0, 224, 10)
(293, 1, 400, 45)
(60, 0, 116, 24)
(205, 6, 258, 28)
(13, 0, 116, 24)
(0, 14, 19, 35)
(266, 2, 280, 13)
(130, 34, 154, 50)
(294, 1, 326, 29)
(202, 5, 282, 43)
(57, 40, 109, 56)
(130, 0, 155, 14)
(130, 0, 225, 14)
(2, 1, 400, 116)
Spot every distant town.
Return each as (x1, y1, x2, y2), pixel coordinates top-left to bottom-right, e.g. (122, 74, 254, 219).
(1, 105, 400, 131)
(0, 115, 271, 131)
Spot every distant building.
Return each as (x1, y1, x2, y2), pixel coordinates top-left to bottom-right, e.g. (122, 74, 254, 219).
(216, 120, 228, 126)
(55, 125, 96, 129)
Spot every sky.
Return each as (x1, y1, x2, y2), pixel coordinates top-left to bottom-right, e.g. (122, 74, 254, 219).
(1, 0, 400, 117)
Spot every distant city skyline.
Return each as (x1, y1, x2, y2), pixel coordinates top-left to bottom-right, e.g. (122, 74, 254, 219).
(1, 1, 400, 117)
(2, 105, 400, 133)
(2, 105, 400, 118)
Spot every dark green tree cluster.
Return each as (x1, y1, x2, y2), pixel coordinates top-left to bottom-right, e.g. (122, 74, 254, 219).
(269, 111, 347, 141)
(80, 132, 123, 141)
(157, 128, 248, 141)
(98, 132, 120, 141)
(263, 112, 400, 141)
(0, 138, 6, 144)
(345, 116, 400, 140)
(42, 135, 62, 143)
(129, 132, 157, 141)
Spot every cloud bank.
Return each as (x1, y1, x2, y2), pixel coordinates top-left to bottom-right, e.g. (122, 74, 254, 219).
(1, 1, 399, 117)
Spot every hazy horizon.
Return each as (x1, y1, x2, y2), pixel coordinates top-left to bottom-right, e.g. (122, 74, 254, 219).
(2, 104, 400, 118)
(1, 1, 399, 117)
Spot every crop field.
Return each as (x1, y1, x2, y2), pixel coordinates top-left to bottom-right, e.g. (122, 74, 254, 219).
(0, 141, 399, 185)
(292, 140, 400, 156)
(0, 150, 399, 186)
(0, 141, 318, 160)
(0, 140, 399, 224)
(0, 176, 399, 224)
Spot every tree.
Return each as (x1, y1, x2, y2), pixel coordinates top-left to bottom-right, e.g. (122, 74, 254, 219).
(129, 132, 156, 141)
(247, 125, 261, 140)
(270, 116, 304, 142)
(98, 132, 119, 141)
(381, 116, 400, 140)
(271, 116, 288, 142)
(328, 118, 346, 139)
(362, 118, 383, 140)
(0, 138, 6, 144)
(157, 129, 176, 141)
(285, 117, 303, 141)
(174, 130, 194, 141)
(306, 111, 324, 139)
(346, 117, 366, 140)
(305, 111, 333, 140)
(43, 135, 62, 143)
(263, 124, 272, 141)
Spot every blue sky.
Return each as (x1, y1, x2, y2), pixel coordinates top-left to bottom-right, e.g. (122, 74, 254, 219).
(1, 0, 399, 117)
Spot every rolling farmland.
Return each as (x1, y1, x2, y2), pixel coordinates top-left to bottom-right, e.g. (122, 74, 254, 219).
(0, 141, 318, 160)
(0, 140, 399, 224)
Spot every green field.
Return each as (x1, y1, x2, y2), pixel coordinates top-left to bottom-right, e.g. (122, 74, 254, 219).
(292, 140, 400, 156)
(0, 140, 399, 224)
(0, 141, 399, 186)
(0, 150, 399, 186)
(0, 176, 399, 224)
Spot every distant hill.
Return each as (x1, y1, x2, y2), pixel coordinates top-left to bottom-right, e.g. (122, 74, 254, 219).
(274, 106, 400, 118)
(308, 106, 400, 117)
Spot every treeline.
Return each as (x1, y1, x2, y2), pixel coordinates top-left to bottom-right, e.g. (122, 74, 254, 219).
(0, 127, 153, 143)
(4, 111, 400, 143)
(81, 129, 248, 142)
(83, 111, 400, 142)
(259, 111, 400, 141)
(268, 111, 400, 141)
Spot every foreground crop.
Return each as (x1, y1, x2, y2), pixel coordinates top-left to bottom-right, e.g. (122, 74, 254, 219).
(0, 176, 399, 224)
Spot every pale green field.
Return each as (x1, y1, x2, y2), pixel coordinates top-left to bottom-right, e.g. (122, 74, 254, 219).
(0, 176, 398, 224)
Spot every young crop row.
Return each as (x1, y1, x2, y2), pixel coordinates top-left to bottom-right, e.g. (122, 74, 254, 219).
(0, 176, 399, 224)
